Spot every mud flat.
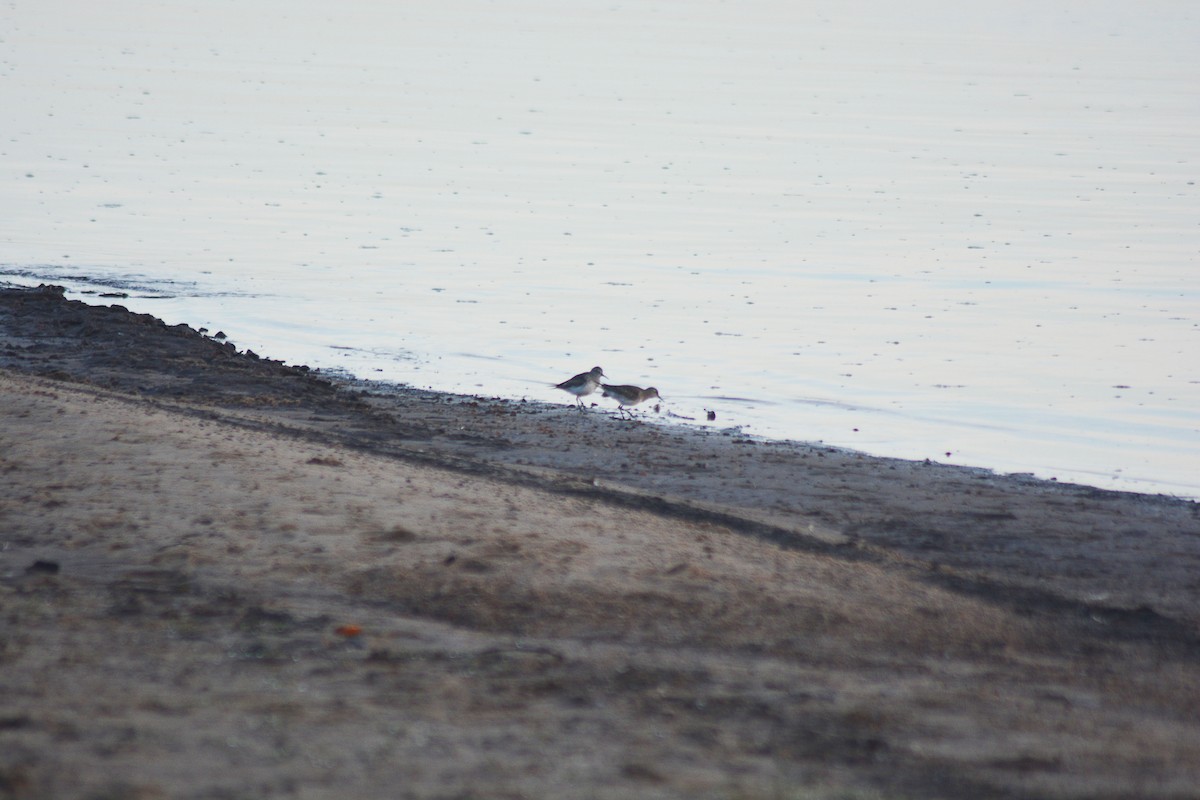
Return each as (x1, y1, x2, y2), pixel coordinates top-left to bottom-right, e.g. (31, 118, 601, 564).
(2, 284, 1198, 799)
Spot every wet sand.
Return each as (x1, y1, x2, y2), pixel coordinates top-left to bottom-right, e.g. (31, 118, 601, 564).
(2, 284, 1199, 799)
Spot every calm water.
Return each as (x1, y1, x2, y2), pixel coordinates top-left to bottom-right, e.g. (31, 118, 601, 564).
(3, 1, 1198, 497)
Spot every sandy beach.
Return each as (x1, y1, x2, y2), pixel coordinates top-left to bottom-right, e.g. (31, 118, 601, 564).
(2, 284, 1199, 799)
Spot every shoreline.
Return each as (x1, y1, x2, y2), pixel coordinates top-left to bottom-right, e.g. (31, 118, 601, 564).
(3, 283, 1200, 799)
(5, 272, 1192, 501)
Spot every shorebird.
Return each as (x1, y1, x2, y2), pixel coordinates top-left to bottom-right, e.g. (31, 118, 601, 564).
(601, 384, 662, 418)
(554, 366, 606, 407)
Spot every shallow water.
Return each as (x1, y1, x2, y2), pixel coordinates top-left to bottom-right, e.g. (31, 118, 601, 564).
(3, 1, 1198, 496)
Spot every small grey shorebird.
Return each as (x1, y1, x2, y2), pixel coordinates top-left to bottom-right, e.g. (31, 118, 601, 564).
(601, 384, 662, 418)
(554, 366, 606, 407)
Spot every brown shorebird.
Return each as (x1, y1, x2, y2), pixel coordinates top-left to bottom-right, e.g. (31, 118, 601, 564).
(554, 366, 606, 407)
(601, 384, 662, 418)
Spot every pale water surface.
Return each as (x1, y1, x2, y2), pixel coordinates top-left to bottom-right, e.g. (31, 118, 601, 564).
(3, 1, 1198, 496)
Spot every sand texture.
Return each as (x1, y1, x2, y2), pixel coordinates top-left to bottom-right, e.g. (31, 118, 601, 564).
(2, 285, 1199, 799)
